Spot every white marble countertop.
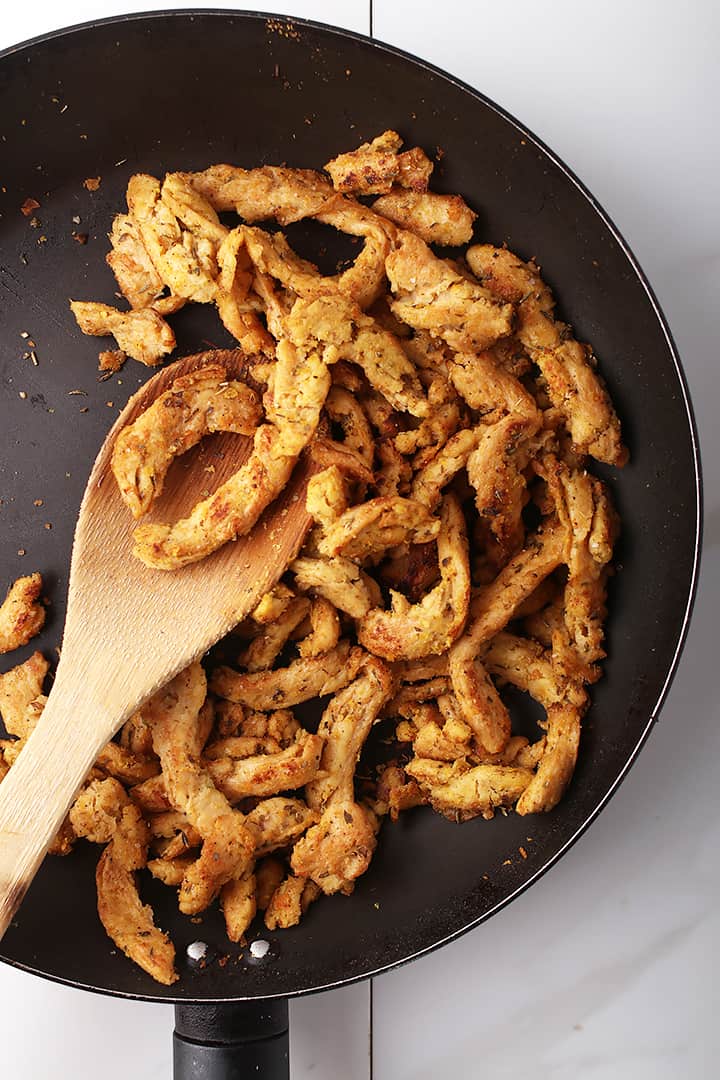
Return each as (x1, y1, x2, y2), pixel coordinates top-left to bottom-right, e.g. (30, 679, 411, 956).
(1, 2, 717, 1077)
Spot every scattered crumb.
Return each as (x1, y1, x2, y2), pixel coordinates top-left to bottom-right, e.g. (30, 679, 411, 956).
(83, 177, 101, 191)
(33, 499, 43, 507)
(502, 859, 512, 866)
(98, 349, 126, 374)
(18, 391, 27, 400)
(17, 549, 26, 557)
(106, 401, 114, 408)
(72, 232, 88, 245)
(44, 523, 52, 531)
(21, 197, 40, 216)
(519, 846, 527, 859)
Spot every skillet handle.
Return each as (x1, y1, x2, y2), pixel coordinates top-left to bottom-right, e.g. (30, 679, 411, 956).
(173, 1001, 289, 1079)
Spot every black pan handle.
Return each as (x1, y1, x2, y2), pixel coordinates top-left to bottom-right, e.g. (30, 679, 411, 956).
(173, 1001, 289, 1079)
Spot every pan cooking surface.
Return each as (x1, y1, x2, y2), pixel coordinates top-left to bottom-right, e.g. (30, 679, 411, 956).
(0, 11, 700, 1002)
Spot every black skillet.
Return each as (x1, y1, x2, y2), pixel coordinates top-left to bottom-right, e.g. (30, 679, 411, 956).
(0, 10, 701, 1078)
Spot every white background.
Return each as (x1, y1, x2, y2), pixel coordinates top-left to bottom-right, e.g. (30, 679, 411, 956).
(1, 2, 718, 1077)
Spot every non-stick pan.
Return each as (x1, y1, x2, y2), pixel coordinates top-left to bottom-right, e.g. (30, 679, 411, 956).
(0, 10, 701, 1078)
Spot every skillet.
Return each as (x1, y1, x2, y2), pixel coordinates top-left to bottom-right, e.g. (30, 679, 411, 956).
(0, 9, 701, 1077)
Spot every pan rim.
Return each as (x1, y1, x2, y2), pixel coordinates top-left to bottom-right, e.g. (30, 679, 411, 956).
(0, 7, 703, 1005)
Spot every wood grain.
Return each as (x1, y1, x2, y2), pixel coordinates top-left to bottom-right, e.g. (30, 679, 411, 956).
(0, 350, 316, 939)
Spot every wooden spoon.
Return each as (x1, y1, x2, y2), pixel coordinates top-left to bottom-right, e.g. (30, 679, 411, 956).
(0, 349, 319, 939)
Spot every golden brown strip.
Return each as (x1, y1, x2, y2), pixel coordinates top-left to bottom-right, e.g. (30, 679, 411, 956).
(0, 575, 45, 655)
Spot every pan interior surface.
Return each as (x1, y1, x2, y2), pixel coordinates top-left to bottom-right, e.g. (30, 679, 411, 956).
(0, 11, 700, 1002)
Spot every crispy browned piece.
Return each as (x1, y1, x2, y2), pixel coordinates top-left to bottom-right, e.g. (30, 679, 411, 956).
(215, 229, 275, 355)
(205, 731, 324, 802)
(111, 362, 261, 518)
(405, 758, 533, 821)
(142, 663, 255, 915)
(210, 641, 363, 709)
(467, 412, 539, 560)
(291, 557, 381, 618)
(133, 422, 296, 569)
(283, 292, 428, 419)
(306, 657, 394, 812)
(358, 495, 470, 661)
(375, 763, 424, 820)
(411, 427, 481, 510)
(256, 856, 286, 910)
(69, 301, 175, 366)
(324, 131, 433, 195)
(551, 464, 619, 681)
(449, 520, 567, 753)
(296, 598, 341, 659)
(245, 797, 318, 855)
(95, 742, 160, 785)
(106, 213, 172, 311)
(483, 631, 587, 813)
(515, 704, 582, 815)
(317, 496, 440, 561)
(0, 650, 48, 738)
(221, 865, 257, 943)
(0, 575, 45, 655)
(148, 855, 196, 887)
(374, 190, 476, 246)
(264, 873, 307, 930)
(239, 596, 311, 673)
(291, 799, 377, 896)
(386, 232, 514, 352)
(70, 778, 177, 985)
(466, 245, 627, 466)
(126, 174, 219, 304)
(325, 387, 375, 469)
(188, 169, 394, 309)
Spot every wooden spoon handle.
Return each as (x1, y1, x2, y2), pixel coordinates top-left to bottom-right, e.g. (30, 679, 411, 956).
(0, 675, 118, 940)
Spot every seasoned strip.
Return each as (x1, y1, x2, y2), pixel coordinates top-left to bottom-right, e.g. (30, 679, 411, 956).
(143, 662, 255, 915)
(306, 657, 394, 811)
(69, 301, 175, 366)
(0, 575, 45, 655)
(515, 704, 582, 815)
(127, 174, 218, 304)
(239, 596, 311, 673)
(205, 731, 324, 802)
(0, 651, 48, 737)
(221, 865, 257, 943)
(405, 758, 533, 821)
(70, 778, 177, 985)
(296, 598, 341, 659)
(210, 641, 363, 709)
(291, 556, 381, 618)
(449, 520, 567, 752)
(106, 213, 167, 311)
(317, 496, 440, 561)
(291, 799, 378, 896)
(133, 423, 296, 569)
(111, 363, 262, 518)
(358, 495, 470, 661)
(465, 244, 627, 465)
(324, 131, 433, 196)
(386, 231, 514, 352)
(374, 189, 476, 246)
